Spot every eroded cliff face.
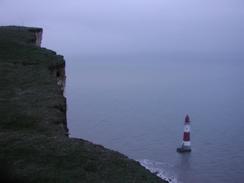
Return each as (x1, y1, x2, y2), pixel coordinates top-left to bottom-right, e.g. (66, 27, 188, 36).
(29, 28, 66, 95)
(0, 26, 68, 137)
(49, 59, 68, 135)
(34, 30, 42, 47)
(28, 27, 43, 47)
(49, 61, 66, 95)
(29, 27, 68, 135)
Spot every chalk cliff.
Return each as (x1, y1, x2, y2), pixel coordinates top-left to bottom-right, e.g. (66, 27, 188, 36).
(0, 26, 167, 183)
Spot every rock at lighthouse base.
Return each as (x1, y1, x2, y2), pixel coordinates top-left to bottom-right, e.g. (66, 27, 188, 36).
(176, 146, 192, 153)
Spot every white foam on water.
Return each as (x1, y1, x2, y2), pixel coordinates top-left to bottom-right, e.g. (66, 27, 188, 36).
(139, 159, 181, 183)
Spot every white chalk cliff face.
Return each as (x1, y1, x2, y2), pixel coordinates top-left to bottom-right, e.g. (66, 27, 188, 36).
(56, 67, 66, 94)
(35, 31, 42, 47)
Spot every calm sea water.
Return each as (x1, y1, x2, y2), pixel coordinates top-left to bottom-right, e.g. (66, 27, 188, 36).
(67, 54, 244, 183)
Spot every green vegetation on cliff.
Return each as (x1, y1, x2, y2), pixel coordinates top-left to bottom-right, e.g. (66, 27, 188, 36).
(0, 26, 167, 183)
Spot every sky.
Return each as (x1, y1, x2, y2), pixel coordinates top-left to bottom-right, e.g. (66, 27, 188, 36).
(0, 0, 243, 56)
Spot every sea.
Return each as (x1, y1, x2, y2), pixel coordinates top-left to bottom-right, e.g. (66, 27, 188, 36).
(66, 54, 244, 183)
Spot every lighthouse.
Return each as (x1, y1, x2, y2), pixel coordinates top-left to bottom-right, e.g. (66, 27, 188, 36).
(177, 114, 192, 153)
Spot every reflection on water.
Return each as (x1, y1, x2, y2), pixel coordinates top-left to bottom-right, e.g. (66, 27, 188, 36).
(175, 154, 193, 182)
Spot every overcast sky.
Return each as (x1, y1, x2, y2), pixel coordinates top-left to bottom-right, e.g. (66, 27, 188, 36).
(0, 0, 243, 56)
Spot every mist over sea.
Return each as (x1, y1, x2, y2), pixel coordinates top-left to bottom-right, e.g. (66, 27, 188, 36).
(1, 0, 243, 182)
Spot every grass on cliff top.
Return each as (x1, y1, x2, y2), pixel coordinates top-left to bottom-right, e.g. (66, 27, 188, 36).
(0, 132, 164, 183)
(0, 26, 42, 45)
(0, 26, 167, 183)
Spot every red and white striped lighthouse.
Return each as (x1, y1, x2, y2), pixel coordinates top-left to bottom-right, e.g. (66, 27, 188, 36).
(177, 114, 192, 153)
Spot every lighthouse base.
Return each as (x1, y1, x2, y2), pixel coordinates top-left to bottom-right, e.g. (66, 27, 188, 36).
(176, 146, 191, 153)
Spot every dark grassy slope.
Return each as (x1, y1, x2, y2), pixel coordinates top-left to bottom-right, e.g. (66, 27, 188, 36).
(0, 26, 167, 183)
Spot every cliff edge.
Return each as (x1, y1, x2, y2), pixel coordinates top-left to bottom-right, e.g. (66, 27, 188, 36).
(0, 26, 167, 183)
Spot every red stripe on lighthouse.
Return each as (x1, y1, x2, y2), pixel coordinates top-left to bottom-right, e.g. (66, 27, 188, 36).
(183, 132, 190, 141)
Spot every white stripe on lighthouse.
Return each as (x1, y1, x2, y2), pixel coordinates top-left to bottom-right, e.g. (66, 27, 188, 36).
(183, 141, 191, 146)
(184, 125, 190, 132)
